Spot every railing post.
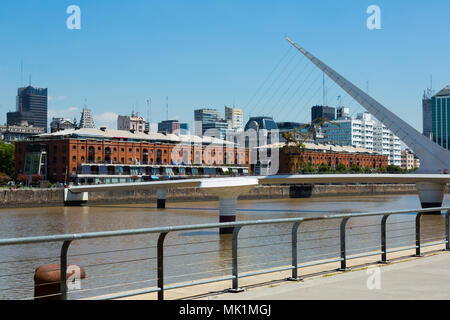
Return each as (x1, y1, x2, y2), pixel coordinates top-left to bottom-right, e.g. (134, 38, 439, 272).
(380, 214, 390, 264)
(415, 212, 423, 257)
(288, 221, 303, 281)
(338, 217, 350, 271)
(60, 240, 72, 300)
(445, 211, 450, 251)
(157, 232, 168, 300)
(228, 226, 244, 293)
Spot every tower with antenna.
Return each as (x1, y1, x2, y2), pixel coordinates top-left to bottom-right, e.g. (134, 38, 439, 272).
(422, 75, 435, 139)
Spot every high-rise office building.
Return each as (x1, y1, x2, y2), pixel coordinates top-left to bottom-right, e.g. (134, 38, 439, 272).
(432, 86, 450, 150)
(422, 89, 434, 140)
(15, 86, 48, 130)
(225, 106, 243, 131)
(194, 108, 227, 138)
(336, 107, 350, 120)
(79, 108, 95, 129)
(158, 120, 181, 134)
(194, 109, 220, 124)
(311, 105, 335, 123)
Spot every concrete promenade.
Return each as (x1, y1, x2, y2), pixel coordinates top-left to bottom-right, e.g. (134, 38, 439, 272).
(111, 244, 450, 300)
(205, 251, 450, 300)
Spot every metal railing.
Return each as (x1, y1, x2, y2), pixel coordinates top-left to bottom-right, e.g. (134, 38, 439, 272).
(0, 206, 449, 300)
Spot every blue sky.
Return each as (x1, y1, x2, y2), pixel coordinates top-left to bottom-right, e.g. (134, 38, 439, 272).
(0, 0, 449, 131)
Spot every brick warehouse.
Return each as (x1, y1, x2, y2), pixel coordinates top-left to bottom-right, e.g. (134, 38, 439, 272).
(273, 142, 389, 174)
(15, 128, 250, 183)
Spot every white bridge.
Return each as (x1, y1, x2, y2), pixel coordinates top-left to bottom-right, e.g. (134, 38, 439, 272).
(65, 38, 450, 233)
(65, 174, 450, 234)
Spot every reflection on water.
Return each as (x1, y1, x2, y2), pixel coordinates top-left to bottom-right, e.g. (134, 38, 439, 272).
(0, 194, 448, 299)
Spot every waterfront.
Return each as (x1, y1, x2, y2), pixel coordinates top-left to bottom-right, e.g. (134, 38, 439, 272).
(0, 193, 448, 300)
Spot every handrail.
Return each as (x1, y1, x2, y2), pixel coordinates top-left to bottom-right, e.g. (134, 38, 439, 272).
(0, 205, 449, 300)
(1, 206, 448, 246)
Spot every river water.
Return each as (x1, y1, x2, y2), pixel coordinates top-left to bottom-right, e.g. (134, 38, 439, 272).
(0, 194, 448, 300)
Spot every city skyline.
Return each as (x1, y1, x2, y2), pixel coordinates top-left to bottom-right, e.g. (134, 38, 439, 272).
(0, 1, 449, 131)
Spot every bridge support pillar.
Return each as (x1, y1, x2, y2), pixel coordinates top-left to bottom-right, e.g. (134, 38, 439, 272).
(63, 188, 88, 206)
(156, 189, 167, 209)
(416, 182, 446, 214)
(219, 197, 238, 234)
(201, 177, 259, 234)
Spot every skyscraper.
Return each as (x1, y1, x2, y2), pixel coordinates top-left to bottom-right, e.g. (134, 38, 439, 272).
(194, 108, 224, 137)
(311, 105, 335, 123)
(422, 89, 434, 140)
(432, 86, 450, 150)
(15, 86, 48, 130)
(79, 108, 95, 128)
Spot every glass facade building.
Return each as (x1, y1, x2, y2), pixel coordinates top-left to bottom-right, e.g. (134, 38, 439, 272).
(432, 86, 450, 150)
(311, 105, 336, 123)
(16, 86, 48, 131)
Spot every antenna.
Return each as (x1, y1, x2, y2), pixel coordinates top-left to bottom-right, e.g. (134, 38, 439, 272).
(29, 74, 31, 86)
(20, 59, 23, 86)
(147, 98, 151, 123)
(166, 96, 169, 120)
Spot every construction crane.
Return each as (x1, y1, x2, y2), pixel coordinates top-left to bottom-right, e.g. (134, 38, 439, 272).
(282, 117, 340, 173)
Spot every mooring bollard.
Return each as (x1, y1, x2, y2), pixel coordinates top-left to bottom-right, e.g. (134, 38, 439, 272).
(34, 264, 86, 300)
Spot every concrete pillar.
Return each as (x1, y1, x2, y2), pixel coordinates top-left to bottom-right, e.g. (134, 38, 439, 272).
(200, 177, 259, 234)
(63, 188, 88, 206)
(219, 197, 238, 234)
(416, 182, 446, 214)
(157, 189, 167, 209)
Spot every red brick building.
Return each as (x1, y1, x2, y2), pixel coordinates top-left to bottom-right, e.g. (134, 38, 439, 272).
(15, 128, 250, 183)
(278, 147, 389, 173)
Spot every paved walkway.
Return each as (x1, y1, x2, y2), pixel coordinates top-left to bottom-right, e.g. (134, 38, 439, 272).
(203, 251, 450, 300)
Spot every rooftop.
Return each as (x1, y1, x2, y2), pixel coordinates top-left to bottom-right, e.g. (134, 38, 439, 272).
(435, 86, 450, 97)
(32, 127, 235, 146)
(257, 141, 377, 154)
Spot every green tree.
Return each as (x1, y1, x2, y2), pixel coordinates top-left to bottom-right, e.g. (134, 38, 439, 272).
(350, 164, 363, 173)
(386, 164, 402, 173)
(302, 162, 317, 174)
(0, 142, 15, 177)
(335, 163, 348, 173)
(378, 167, 387, 173)
(318, 163, 329, 173)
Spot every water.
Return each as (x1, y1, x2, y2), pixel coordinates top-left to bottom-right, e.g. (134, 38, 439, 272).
(0, 194, 448, 299)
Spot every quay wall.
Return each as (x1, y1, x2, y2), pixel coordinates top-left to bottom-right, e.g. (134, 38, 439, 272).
(1, 184, 448, 208)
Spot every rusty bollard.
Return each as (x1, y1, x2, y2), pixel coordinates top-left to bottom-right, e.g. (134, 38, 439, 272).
(34, 264, 86, 300)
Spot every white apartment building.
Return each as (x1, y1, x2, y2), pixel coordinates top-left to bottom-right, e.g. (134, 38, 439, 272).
(322, 111, 374, 151)
(323, 109, 401, 166)
(373, 120, 402, 166)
